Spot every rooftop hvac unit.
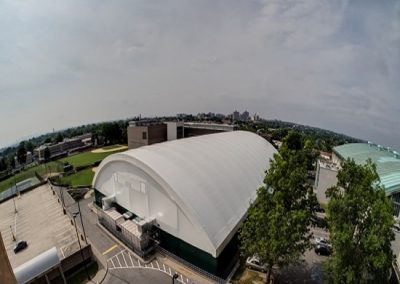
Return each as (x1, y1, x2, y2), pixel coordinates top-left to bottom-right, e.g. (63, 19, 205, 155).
(102, 194, 116, 211)
(132, 217, 156, 234)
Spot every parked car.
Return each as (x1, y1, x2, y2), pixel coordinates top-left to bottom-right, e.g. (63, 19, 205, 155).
(14, 240, 28, 253)
(246, 256, 278, 273)
(315, 237, 331, 248)
(315, 244, 332, 256)
(246, 256, 267, 272)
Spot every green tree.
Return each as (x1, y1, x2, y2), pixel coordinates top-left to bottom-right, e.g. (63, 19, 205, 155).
(17, 141, 27, 165)
(55, 133, 64, 143)
(8, 155, 15, 169)
(239, 131, 317, 283)
(101, 122, 122, 145)
(0, 157, 7, 172)
(26, 141, 34, 153)
(325, 159, 394, 283)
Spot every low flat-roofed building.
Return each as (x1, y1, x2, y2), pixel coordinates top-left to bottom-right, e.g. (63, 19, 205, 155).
(34, 133, 92, 162)
(316, 142, 400, 215)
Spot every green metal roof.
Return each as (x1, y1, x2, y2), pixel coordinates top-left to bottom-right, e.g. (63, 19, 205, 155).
(333, 143, 400, 195)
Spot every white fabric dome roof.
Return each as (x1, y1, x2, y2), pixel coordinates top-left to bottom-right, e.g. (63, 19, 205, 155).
(93, 131, 277, 255)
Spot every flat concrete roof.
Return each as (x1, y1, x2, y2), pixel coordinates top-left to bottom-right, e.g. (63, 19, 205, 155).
(0, 184, 79, 268)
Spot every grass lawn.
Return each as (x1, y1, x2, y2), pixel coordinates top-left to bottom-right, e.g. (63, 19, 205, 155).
(231, 263, 266, 284)
(0, 161, 60, 193)
(60, 148, 126, 168)
(59, 168, 95, 187)
(0, 145, 126, 193)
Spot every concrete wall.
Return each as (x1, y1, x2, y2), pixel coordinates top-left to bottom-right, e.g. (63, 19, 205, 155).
(0, 232, 17, 284)
(315, 161, 338, 204)
(127, 125, 167, 149)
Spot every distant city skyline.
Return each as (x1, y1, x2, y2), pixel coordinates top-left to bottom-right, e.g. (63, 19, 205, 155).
(0, 0, 399, 150)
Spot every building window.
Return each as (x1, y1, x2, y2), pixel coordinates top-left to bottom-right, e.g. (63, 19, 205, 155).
(142, 132, 147, 140)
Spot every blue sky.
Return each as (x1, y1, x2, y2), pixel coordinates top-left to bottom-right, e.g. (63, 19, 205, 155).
(0, 0, 399, 149)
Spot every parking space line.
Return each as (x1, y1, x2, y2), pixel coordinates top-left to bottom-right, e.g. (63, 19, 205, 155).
(116, 254, 122, 267)
(106, 253, 194, 283)
(129, 252, 134, 267)
(122, 252, 127, 267)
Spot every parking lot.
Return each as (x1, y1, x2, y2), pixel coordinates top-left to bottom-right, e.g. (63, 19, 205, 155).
(0, 185, 79, 267)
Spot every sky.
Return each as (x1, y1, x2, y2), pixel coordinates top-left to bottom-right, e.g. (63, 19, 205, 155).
(0, 0, 399, 150)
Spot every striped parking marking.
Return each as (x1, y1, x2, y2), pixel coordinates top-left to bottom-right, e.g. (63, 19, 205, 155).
(107, 250, 193, 283)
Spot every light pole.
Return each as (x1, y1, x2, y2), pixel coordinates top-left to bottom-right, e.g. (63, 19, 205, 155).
(77, 199, 87, 244)
(60, 187, 66, 215)
(12, 175, 18, 213)
(172, 273, 179, 284)
(72, 212, 90, 280)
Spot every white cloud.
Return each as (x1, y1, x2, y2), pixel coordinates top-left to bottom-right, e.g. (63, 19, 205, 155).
(0, 0, 399, 149)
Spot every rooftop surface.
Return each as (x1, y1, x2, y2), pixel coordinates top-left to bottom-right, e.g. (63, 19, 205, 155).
(0, 184, 79, 268)
(333, 143, 400, 194)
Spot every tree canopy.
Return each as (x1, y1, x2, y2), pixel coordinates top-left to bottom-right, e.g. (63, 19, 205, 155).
(325, 159, 395, 283)
(17, 141, 27, 165)
(239, 131, 317, 282)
